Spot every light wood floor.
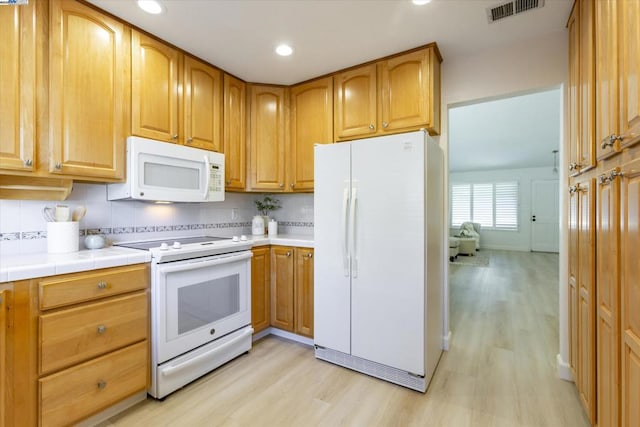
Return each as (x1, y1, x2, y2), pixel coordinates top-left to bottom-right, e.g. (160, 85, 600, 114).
(106, 250, 590, 427)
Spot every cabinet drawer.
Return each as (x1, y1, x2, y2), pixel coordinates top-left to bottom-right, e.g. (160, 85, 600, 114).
(39, 264, 148, 310)
(39, 341, 147, 427)
(40, 292, 147, 375)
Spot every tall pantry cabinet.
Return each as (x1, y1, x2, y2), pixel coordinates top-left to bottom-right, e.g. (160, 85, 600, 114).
(567, 0, 640, 426)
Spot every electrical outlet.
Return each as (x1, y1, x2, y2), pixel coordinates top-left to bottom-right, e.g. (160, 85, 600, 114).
(231, 208, 238, 220)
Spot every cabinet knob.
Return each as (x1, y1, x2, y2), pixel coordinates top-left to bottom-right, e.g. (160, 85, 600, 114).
(226, 180, 231, 185)
(171, 134, 178, 140)
(24, 159, 33, 167)
(369, 124, 375, 130)
(290, 183, 295, 189)
(286, 251, 291, 257)
(97, 380, 107, 390)
(97, 325, 107, 334)
(97, 281, 107, 289)
(187, 137, 193, 144)
(54, 163, 62, 170)
(306, 252, 313, 259)
(279, 183, 284, 188)
(382, 121, 388, 128)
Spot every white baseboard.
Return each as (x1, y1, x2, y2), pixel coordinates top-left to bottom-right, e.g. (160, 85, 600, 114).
(442, 330, 452, 351)
(480, 244, 530, 252)
(253, 327, 314, 347)
(556, 353, 574, 382)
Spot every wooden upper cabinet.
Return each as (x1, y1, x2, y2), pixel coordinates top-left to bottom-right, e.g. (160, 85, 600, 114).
(620, 158, 640, 427)
(595, 0, 621, 160)
(270, 246, 295, 331)
(578, 0, 595, 173)
(183, 56, 222, 152)
(567, 4, 581, 176)
(223, 74, 247, 190)
(49, 0, 128, 180)
(132, 30, 181, 143)
(380, 47, 440, 135)
(289, 77, 333, 192)
(248, 85, 287, 191)
(619, 0, 640, 150)
(334, 64, 377, 140)
(0, 1, 35, 173)
(294, 248, 314, 338)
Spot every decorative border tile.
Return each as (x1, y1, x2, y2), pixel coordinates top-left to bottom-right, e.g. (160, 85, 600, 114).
(87, 228, 112, 235)
(135, 226, 156, 233)
(113, 227, 134, 234)
(190, 224, 205, 230)
(279, 221, 314, 228)
(156, 225, 174, 232)
(174, 225, 190, 231)
(22, 231, 47, 240)
(0, 232, 21, 241)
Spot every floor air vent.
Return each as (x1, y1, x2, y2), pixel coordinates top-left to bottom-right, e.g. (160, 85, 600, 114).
(487, 0, 544, 23)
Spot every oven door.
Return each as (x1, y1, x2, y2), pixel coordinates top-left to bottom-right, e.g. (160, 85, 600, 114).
(154, 250, 251, 363)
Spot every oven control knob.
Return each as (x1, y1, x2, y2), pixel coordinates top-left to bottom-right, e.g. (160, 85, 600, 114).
(232, 236, 239, 242)
(159, 242, 169, 251)
(172, 242, 182, 249)
(240, 235, 248, 241)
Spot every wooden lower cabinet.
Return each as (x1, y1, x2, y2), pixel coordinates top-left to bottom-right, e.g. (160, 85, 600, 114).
(269, 246, 314, 338)
(0, 287, 10, 427)
(251, 247, 271, 333)
(4, 264, 149, 427)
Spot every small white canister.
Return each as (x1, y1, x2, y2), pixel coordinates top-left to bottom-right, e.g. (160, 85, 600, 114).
(268, 219, 278, 237)
(252, 215, 265, 235)
(47, 221, 79, 253)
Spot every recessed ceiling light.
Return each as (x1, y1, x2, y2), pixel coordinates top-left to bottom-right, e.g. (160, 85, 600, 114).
(137, 0, 165, 14)
(412, 0, 432, 5)
(275, 44, 293, 56)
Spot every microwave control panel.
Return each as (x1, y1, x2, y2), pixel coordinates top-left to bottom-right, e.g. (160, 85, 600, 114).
(209, 163, 223, 192)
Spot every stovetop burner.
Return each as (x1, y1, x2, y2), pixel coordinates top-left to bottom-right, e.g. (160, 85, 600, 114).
(116, 235, 229, 251)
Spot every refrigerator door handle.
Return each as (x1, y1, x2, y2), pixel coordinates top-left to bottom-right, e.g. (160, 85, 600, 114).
(342, 187, 350, 277)
(350, 187, 358, 278)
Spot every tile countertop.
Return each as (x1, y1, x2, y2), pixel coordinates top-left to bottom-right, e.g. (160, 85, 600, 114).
(0, 234, 314, 283)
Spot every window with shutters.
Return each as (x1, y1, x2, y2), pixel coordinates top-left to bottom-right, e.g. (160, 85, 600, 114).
(450, 182, 519, 230)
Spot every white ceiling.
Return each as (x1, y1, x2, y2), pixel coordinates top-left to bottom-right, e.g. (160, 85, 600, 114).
(87, 0, 573, 85)
(448, 87, 562, 172)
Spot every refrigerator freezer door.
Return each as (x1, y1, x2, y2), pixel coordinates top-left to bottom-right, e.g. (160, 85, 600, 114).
(350, 132, 426, 375)
(314, 142, 352, 354)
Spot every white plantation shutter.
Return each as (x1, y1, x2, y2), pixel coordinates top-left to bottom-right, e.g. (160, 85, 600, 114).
(450, 181, 519, 230)
(450, 184, 471, 227)
(472, 183, 494, 228)
(495, 182, 519, 229)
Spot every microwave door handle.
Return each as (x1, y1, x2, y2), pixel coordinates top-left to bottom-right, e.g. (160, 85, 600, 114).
(203, 155, 211, 200)
(158, 251, 253, 274)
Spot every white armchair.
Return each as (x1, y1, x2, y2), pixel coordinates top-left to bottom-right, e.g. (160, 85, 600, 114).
(451, 222, 481, 255)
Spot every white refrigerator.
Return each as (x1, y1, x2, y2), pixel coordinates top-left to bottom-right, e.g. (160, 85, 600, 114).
(314, 130, 443, 392)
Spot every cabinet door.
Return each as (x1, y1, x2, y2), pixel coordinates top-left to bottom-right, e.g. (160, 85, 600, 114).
(251, 247, 270, 334)
(0, 2, 35, 173)
(578, 0, 596, 173)
(595, 0, 621, 159)
(223, 74, 246, 190)
(619, 0, 640, 150)
(294, 248, 314, 338)
(249, 85, 287, 191)
(380, 47, 439, 135)
(132, 30, 180, 143)
(596, 169, 621, 427)
(577, 178, 596, 423)
(270, 246, 294, 331)
(184, 56, 222, 152)
(49, 0, 128, 180)
(0, 289, 8, 427)
(334, 64, 377, 140)
(567, 5, 581, 176)
(289, 77, 333, 192)
(620, 159, 640, 427)
(568, 185, 579, 374)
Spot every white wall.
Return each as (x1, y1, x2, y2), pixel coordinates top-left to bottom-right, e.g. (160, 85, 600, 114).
(450, 167, 559, 252)
(439, 29, 569, 372)
(0, 184, 313, 256)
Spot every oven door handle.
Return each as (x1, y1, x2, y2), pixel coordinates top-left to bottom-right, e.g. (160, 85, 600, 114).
(161, 327, 254, 378)
(158, 251, 252, 274)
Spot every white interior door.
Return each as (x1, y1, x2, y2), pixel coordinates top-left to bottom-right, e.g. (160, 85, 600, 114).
(350, 132, 425, 375)
(531, 179, 560, 252)
(313, 143, 352, 354)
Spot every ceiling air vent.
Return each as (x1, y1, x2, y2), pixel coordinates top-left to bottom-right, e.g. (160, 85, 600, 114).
(487, 0, 544, 23)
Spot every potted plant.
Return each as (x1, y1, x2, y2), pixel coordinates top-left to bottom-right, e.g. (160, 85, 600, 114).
(254, 195, 281, 233)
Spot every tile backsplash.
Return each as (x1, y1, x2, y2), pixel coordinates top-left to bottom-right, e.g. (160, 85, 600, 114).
(0, 183, 314, 255)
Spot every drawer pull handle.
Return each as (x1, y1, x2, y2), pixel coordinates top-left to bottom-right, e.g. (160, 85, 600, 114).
(97, 380, 107, 390)
(97, 325, 107, 334)
(97, 281, 107, 289)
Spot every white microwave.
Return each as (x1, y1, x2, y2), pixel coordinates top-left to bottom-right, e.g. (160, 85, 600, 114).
(108, 136, 225, 203)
